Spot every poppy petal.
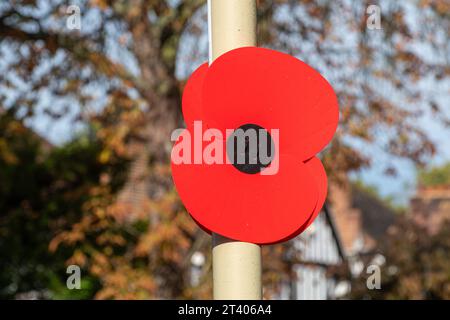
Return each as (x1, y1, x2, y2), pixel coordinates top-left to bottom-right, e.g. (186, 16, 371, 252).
(202, 47, 338, 160)
(171, 148, 318, 244)
(278, 157, 328, 243)
(182, 63, 208, 129)
(299, 156, 328, 230)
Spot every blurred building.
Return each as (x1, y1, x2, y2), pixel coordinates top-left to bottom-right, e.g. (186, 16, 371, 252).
(285, 205, 348, 300)
(282, 181, 397, 300)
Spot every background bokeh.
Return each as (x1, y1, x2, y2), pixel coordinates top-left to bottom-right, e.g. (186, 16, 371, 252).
(0, 0, 449, 299)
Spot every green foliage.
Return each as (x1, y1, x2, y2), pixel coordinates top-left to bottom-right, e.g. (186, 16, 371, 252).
(0, 114, 127, 299)
(48, 274, 99, 300)
(418, 163, 450, 187)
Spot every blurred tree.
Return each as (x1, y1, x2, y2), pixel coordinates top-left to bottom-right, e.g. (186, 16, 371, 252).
(349, 218, 450, 299)
(0, 0, 449, 298)
(0, 110, 128, 298)
(419, 162, 450, 187)
(350, 162, 450, 299)
(0, 111, 60, 299)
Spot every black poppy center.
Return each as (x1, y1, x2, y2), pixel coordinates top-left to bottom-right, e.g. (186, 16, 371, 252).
(226, 124, 275, 174)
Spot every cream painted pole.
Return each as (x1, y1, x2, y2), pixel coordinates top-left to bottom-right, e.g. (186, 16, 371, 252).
(208, 0, 262, 300)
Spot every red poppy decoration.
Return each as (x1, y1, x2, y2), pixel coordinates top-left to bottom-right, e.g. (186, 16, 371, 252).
(171, 47, 339, 244)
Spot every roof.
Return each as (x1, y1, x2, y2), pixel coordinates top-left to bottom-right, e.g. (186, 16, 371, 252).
(351, 187, 396, 243)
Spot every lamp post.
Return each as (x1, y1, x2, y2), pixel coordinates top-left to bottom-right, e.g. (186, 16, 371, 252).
(208, 0, 262, 300)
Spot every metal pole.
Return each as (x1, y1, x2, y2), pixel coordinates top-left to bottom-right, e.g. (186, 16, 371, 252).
(208, 0, 262, 300)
